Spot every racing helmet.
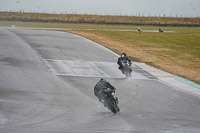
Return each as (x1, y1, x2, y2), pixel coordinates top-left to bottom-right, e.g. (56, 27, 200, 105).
(100, 78, 106, 82)
(121, 52, 126, 57)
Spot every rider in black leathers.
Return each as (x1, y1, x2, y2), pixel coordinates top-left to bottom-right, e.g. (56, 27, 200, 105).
(117, 52, 132, 73)
(94, 78, 116, 105)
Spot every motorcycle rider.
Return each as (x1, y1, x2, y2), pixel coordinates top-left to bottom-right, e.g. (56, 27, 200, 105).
(94, 78, 117, 106)
(117, 52, 132, 74)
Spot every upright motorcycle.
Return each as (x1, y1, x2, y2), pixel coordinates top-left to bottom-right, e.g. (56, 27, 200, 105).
(122, 60, 132, 78)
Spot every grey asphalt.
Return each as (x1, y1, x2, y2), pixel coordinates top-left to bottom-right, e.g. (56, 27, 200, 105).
(0, 27, 200, 133)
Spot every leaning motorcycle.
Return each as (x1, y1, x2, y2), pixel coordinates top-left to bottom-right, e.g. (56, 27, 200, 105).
(100, 88, 120, 114)
(122, 60, 132, 78)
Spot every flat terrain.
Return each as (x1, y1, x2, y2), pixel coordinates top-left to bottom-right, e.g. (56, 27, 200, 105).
(0, 27, 200, 133)
(0, 20, 200, 84)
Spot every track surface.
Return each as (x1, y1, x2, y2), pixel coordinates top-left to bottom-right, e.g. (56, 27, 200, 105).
(0, 28, 200, 133)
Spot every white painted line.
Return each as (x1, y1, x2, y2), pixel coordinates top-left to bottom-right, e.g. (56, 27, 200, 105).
(43, 59, 123, 78)
(43, 59, 153, 80)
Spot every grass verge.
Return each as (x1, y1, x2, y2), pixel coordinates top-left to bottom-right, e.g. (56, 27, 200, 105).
(68, 28, 200, 84)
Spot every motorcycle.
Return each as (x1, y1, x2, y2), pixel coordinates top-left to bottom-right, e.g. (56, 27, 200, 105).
(99, 88, 120, 114)
(122, 60, 132, 78)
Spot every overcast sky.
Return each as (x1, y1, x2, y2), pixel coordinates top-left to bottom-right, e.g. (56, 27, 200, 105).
(0, 0, 200, 17)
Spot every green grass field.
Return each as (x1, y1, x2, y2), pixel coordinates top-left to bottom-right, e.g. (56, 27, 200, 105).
(89, 30, 200, 58)
(0, 20, 200, 84)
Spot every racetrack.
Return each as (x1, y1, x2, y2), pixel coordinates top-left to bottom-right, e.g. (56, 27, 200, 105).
(0, 27, 200, 133)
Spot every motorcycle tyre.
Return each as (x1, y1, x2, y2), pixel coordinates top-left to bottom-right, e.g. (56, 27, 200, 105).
(106, 97, 119, 114)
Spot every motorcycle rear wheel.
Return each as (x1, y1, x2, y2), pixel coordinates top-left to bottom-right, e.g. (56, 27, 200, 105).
(106, 97, 119, 114)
